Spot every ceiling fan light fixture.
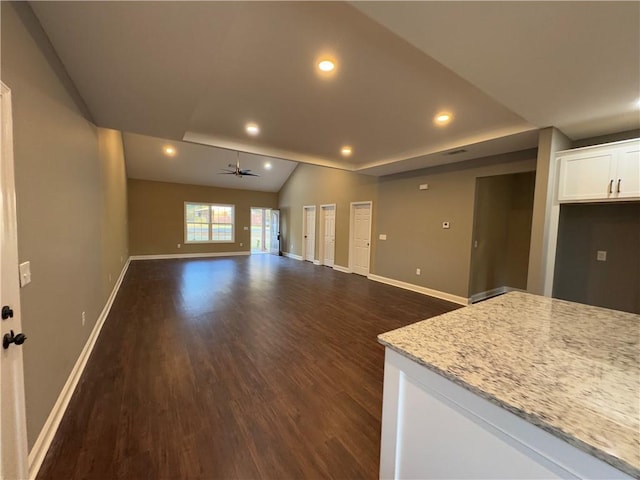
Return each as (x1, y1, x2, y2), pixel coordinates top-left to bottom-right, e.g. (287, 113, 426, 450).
(245, 123, 260, 136)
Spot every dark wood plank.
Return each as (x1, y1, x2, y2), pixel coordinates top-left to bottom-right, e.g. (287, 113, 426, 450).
(37, 255, 459, 479)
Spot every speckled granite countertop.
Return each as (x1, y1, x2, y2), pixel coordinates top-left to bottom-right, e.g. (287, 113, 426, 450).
(378, 291, 640, 477)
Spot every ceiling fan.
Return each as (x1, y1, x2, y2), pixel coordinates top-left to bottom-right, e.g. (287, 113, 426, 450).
(219, 152, 259, 178)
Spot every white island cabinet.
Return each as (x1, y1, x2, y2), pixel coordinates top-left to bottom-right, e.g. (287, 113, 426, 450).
(378, 292, 639, 479)
(557, 138, 640, 202)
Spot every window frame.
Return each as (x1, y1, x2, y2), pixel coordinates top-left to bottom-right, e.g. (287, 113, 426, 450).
(184, 202, 235, 244)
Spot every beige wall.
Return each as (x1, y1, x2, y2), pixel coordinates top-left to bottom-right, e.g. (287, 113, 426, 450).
(128, 179, 278, 255)
(278, 164, 379, 267)
(278, 151, 536, 299)
(375, 150, 537, 298)
(1, 2, 128, 449)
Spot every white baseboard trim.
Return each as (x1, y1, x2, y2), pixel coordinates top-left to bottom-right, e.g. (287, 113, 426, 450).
(367, 273, 468, 306)
(28, 258, 131, 480)
(283, 252, 303, 261)
(333, 264, 352, 274)
(312, 260, 321, 266)
(130, 251, 250, 261)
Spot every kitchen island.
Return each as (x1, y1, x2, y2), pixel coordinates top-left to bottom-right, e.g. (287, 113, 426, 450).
(378, 292, 639, 479)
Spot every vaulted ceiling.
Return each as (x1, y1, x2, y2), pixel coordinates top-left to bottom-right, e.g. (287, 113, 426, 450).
(30, 1, 639, 190)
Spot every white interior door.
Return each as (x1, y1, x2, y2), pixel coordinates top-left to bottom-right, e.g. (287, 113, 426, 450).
(1, 83, 28, 480)
(322, 206, 336, 267)
(303, 206, 316, 262)
(352, 203, 372, 276)
(270, 209, 280, 255)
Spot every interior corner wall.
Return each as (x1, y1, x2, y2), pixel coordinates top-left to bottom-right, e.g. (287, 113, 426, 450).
(277, 163, 379, 268)
(375, 150, 537, 299)
(527, 127, 572, 295)
(127, 179, 278, 256)
(1, 2, 128, 450)
(99, 128, 129, 299)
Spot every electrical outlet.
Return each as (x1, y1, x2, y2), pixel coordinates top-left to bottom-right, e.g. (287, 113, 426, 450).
(82, 311, 86, 326)
(379, 234, 387, 240)
(596, 250, 607, 261)
(419, 183, 429, 190)
(416, 268, 421, 275)
(177, 243, 181, 249)
(240, 242, 243, 247)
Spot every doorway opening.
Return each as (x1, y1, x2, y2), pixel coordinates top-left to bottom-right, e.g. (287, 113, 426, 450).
(251, 208, 280, 255)
(251, 208, 272, 254)
(468, 171, 535, 302)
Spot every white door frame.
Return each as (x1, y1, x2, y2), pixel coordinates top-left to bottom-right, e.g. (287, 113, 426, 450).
(319, 204, 336, 267)
(348, 201, 373, 275)
(0, 82, 29, 480)
(302, 205, 316, 262)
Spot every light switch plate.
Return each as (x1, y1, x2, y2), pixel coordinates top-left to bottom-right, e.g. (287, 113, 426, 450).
(19, 261, 31, 287)
(379, 234, 387, 240)
(419, 184, 429, 190)
(244, 226, 249, 231)
(596, 250, 607, 261)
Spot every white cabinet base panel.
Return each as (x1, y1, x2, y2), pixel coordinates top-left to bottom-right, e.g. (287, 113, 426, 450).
(380, 348, 630, 479)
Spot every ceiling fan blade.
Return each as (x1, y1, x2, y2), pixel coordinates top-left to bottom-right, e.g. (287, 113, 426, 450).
(218, 171, 237, 175)
(242, 172, 260, 177)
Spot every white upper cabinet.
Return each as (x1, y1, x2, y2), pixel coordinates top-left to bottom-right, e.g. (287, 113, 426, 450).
(557, 138, 640, 203)
(616, 143, 640, 199)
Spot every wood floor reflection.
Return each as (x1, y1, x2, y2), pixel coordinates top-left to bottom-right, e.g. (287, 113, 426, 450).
(37, 255, 459, 479)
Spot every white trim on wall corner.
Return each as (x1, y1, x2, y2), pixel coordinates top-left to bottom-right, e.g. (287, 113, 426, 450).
(332, 265, 352, 274)
(367, 273, 468, 306)
(283, 252, 303, 261)
(28, 258, 131, 480)
(129, 251, 250, 261)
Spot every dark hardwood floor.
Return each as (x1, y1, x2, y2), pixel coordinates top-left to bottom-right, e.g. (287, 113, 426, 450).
(37, 255, 459, 480)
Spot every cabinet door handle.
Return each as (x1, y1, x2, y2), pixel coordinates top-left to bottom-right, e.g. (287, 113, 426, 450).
(608, 179, 613, 194)
(617, 179, 621, 193)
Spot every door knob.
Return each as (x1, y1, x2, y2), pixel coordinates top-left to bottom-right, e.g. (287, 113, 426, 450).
(3, 330, 27, 349)
(2, 305, 14, 320)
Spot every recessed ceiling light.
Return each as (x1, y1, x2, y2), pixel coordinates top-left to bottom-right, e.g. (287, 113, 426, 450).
(318, 59, 335, 72)
(245, 123, 260, 136)
(341, 146, 353, 157)
(264, 162, 272, 170)
(163, 145, 176, 157)
(434, 112, 452, 126)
